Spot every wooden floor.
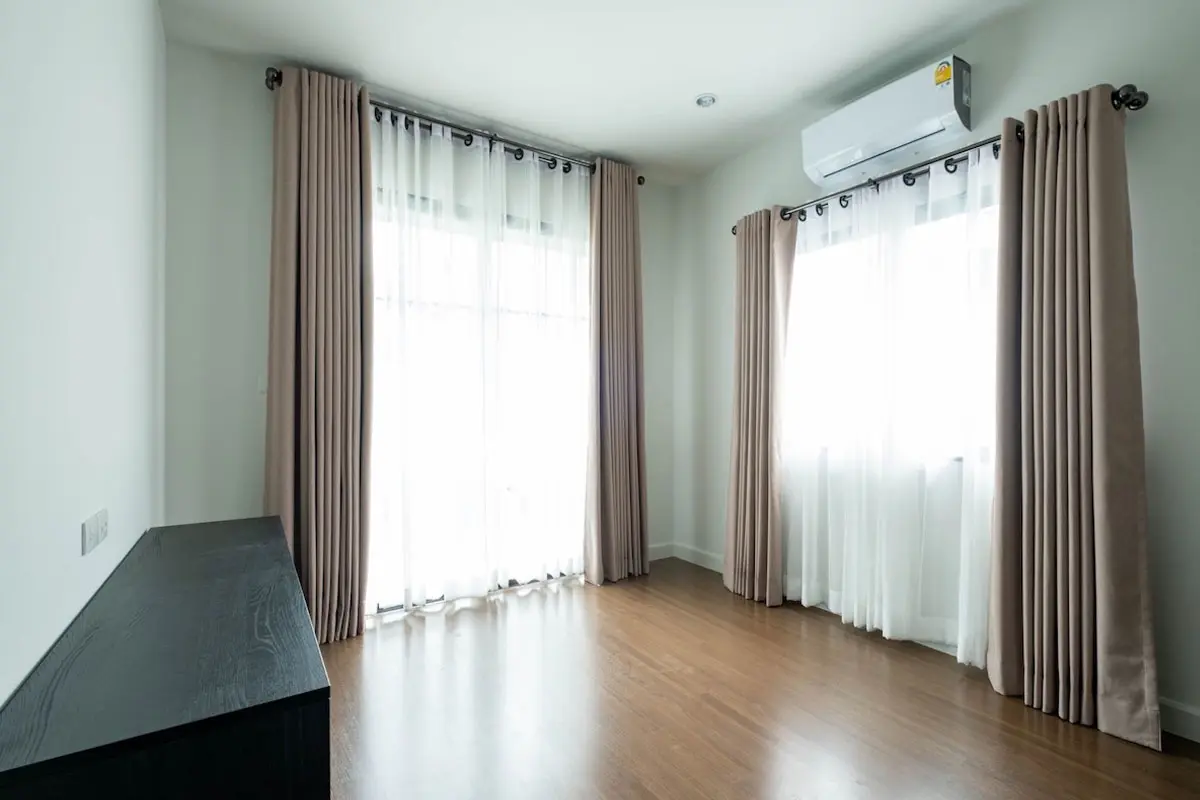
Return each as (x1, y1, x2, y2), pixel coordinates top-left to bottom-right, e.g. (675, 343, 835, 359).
(321, 558, 1200, 799)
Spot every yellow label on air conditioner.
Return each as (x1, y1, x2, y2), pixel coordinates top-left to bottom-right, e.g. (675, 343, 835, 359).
(935, 61, 952, 86)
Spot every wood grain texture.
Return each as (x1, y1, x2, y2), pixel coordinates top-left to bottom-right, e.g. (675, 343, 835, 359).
(0, 516, 329, 781)
(322, 558, 1200, 800)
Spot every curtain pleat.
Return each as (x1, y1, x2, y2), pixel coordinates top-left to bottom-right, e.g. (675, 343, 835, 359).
(988, 85, 1160, 750)
(584, 159, 648, 585)
(724, 207, 797, 606)
(265, 67, 372, 645)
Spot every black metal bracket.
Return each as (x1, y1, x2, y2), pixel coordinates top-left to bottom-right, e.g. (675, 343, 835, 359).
(265, 67, 282, 90)
(1113, 84, 1150, 111)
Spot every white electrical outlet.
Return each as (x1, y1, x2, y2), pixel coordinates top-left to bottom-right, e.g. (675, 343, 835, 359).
(81, 509, 109, 556)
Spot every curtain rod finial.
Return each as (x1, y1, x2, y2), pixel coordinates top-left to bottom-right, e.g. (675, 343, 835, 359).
(637, 175, 645, 186)
(1113, 84, 1149, 111)
(265, 67, 282, 90)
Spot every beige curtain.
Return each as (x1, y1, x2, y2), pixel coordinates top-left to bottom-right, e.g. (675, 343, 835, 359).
(724, 207, 798, 606)
(988, 85, 1160, 749)
(584, 158, 648, 585)
(264, 67, 373, 644)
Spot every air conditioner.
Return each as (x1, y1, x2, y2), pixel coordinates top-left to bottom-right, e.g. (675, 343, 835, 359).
(802, 56, 972, 189)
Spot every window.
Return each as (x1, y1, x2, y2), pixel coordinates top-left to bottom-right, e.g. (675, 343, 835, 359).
(781, 148, 999, 666)
(782, 164, 998, 464)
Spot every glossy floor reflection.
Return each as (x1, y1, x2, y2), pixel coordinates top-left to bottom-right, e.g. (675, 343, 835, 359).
(321, 559, 1200, 800)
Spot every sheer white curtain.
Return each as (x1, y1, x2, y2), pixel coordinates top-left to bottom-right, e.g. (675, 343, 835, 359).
(367, 110, 591, 612)
(780, 147, 999, 666)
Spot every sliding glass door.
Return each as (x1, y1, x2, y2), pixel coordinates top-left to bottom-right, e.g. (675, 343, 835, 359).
(366, 111, 590, 612)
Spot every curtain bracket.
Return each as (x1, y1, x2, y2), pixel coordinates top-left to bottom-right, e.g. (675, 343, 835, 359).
(1112, 84, 1150, 111)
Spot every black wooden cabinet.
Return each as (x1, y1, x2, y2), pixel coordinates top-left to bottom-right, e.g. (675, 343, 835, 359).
(0, 517, 330, 798)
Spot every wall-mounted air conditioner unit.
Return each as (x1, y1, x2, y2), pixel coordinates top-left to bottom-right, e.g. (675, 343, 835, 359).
(802, 56, 971, 189)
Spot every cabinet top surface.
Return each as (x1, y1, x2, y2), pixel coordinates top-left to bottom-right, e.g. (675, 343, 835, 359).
(0, 516, 329, 774)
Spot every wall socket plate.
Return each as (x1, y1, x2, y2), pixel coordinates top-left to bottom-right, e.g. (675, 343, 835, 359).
(81, 508, 109, 556)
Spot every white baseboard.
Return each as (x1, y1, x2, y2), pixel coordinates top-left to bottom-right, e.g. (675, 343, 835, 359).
(648, 543, 676, 562)
(649, 541, 723, 573)
(1162, 697, 1200, 743)
(671, 543, 723, 573)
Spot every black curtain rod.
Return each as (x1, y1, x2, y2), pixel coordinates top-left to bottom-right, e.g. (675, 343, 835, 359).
(265, 67, 645, 185)
(371, 103, 593, 175)
(729, 133, 1002, 235)
(732, 83, 1149, 234)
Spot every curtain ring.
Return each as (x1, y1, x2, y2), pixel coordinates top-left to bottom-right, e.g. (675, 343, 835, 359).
(563, 162, 572, 174)
(403, 116, 413, 131)
(547, 157, 558, 170)
(374, 107, 383, 123)
(780, 208, 794, 221)
(838, 195, 850, 209)
(902, 172, 917, 187)
(993, 142, 1001, 159)
(944, 157, 959, 174)
(463, 134, 474, 147)
(798, 209, 807, 222)
(815, 203, 826, 217)
(514, 148, 525, 161)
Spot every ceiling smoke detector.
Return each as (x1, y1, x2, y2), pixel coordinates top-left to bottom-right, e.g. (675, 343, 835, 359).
(695, 94, 717, 108)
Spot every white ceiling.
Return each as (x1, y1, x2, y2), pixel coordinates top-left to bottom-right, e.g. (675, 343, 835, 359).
(160, 0, 1030, 181)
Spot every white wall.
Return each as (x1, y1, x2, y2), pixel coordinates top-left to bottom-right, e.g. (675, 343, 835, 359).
(638, 183, 681, 552)
(0, 0, 166, 702)
(164, 42, 274, 524)
(673, 0, 1200, 738)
